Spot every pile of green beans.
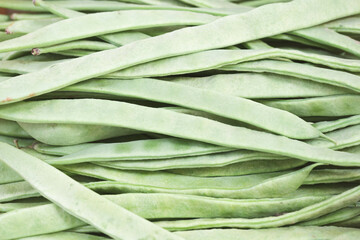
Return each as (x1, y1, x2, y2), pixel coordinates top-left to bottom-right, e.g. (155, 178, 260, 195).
(0, 0, 360, 239)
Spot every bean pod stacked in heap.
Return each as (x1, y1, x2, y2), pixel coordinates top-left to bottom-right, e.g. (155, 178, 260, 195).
(0, 0, 360, 239)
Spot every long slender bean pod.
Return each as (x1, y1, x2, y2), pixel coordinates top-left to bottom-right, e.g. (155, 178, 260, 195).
(0, 143, 183, 240)
(155, 184, 360, 230)
(0, 99, 358, 166)
(0, 0, 359, 105)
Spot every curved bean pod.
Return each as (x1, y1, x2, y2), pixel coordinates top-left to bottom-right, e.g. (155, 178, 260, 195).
(177, 0, 240, 8)
(314, 115, 360, 133)
(32, 40, 116, 55)
(299, 207, 360, 226)
(155, 184, 360, 230)
(0, 201, 48, 213)
(222, 60, 360, 93)
(0, 119, 30, 138)
(175, 226, 360, 240)
(8, 48, 360, 76)
(10, 13, 56, 20)
(168, 73, 350, 99)
(304, 168, 360, 185)
(168, 159, 306, 177)
(19, 122, 140, 146)
(51, 138, 232, 164)
(0, 194, 328, 239)
(0, 181, 39, 203)
(34, 143, 100, 156)
(0, 0, 238, 15)
(1, 0, 358, 104)
(0, 59, 64, 75)
(61, 163, 319, 198)
(262, 95, 360, 117)
(106, 49, 360, 78)
(335, 215, 360, 228)
(0, 10, 217, 52)
(0, 143, 182, 240)
(19, 232, 110, 240)
(292, 26, 360, 57)
(285, 183, 357, 198)
(325, 16, 360, 34)
(0, 99, 358, 166)
(5, 18, 60, 34)
(305, 124, 360, 150)
(96, 150, 287, 171)
(56, 78, 321, 139)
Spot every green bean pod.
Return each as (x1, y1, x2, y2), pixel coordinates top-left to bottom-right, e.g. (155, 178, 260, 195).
(1, 0, 359, 105)
(0, 99, 358, 166)
(155, 184, 360, 230)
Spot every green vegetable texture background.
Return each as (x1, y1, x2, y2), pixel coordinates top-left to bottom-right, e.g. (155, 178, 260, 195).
(0, 0, 360, 239)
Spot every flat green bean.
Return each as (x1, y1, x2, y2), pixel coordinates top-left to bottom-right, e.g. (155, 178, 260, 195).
(0, 59, 64, 75)
(61, 163, 319, 198)
(304, 168, 360, 185)
(177, 0, 240, 8)
(0, 201, 48, 213)
(168, 73, 350, 99)
(314, 115, 360, 133)
(6, 18, 60, 34)
(335, 215, 360, 228)
(292, 26, 360, 57)
(96, 150, 287, 171)
(0, 118, 30, 138)
(299, 207, 360, 226)
(168, 159, 306, 177)
(0, 0, 358, 105)
(10, 13, 56, 20)
(19, 122, 140, 146)
(33, 40, 116, 55)
(50, 138, 232, 164)
(240, 0, 291, 7)
(0, 181, 39, 203)
(0, 10, 217, 52)
(0, 194, 328, 239)
(262, 95, 360, 117)
(8, 48, 360, 76)
(268, 33, 333, 50)
(155, 184, 360, 230)
(306, 124, 360, 150)
(57, 78, 322, 139)
(0, 143, 182, 240)
(222, 60, 360, 93)
(0, 0, 237, 15)
(19, 232, 111, 240)
(0, 99, 358, 166)
(175, 226, 360, 240)
(106, 49, 360, 78)
(325, 16, 360, 34)
(285, 183, 357, 198)
(34, 143, 99, 156)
